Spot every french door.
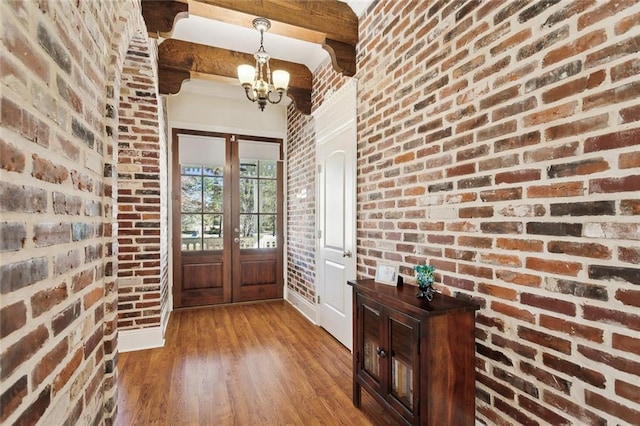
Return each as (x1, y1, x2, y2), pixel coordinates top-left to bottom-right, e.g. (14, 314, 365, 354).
(172, 129, 283, 308)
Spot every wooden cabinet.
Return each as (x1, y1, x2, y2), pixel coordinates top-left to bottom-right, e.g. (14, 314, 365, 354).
(349, 279, 479, 425)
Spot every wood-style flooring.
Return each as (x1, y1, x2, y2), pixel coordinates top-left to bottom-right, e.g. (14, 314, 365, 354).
(117, 300, 398, 425)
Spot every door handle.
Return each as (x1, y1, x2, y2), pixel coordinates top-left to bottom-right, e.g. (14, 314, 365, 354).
(234, 237, 240, 243)
(234, 228, 240, 234)
(343, 250, 352, 258)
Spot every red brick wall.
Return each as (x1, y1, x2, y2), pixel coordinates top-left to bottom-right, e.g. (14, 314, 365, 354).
(116, 34, 168, 332)
(285, 55, 352, 302)
(0, 1, 155, 424)
(312, 60, 352, 108)
(285, 107, 317, 302)
(288, 0, 640, 423)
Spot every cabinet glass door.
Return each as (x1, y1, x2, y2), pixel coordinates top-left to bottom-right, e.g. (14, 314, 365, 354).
(362, 303, 381, 381)
(389, 314, 418, 411)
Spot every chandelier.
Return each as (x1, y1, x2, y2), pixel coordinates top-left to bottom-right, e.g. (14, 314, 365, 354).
(237, 18, 290, 111)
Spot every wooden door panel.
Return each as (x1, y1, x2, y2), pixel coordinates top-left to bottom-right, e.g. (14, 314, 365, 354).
(182, 262, 223, 290)
(240, 259, 276, 285)
(180, 252, 227, 306)
(235, 251, 281, 301)
(178, 289, 224, 308)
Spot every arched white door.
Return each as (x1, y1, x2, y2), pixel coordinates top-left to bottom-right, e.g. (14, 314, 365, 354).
(315, 81, 357, 351)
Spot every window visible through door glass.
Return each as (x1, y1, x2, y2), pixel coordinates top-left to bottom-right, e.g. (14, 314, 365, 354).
(239, 159, 277, 249)
(180, 164, 224, 251)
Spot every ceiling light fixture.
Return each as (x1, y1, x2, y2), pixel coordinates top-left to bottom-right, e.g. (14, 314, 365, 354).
(237, 18, 290, 111)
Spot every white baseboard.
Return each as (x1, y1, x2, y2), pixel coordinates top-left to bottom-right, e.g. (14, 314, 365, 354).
(119, 326, 165, 353)
(285, 288, 318, 325)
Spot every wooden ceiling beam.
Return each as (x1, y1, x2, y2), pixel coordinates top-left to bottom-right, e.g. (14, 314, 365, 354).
(144, 0, 357, 111)
(141, 0, 189, 38)
(158, 39, 312, 114)
(323, 38, 356, 77)
(143, 0, 359, 76)
(191, 0, 358, 44)
(158, 67, 191, 95)
(192, 0, 358, 76)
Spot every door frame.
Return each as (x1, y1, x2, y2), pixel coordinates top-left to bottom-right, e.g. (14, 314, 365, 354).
(314, 79, 358, 349)
(171, 128, 284, 308)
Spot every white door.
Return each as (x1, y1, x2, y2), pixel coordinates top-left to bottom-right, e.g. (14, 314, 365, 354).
(317, 121, 356, 351)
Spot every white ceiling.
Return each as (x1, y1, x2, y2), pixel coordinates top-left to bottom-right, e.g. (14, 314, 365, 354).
(168, 0, 373, 99)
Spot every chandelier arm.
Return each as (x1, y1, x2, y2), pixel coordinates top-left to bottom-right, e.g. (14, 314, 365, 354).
(242, 85, 257, 102)
(267, 90, 284, 105)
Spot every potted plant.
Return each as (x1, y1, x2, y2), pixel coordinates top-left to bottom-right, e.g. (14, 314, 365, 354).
(414, 264, 436, 301)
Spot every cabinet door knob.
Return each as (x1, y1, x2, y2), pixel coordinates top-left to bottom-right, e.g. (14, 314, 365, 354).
(376, 347, 387, 358)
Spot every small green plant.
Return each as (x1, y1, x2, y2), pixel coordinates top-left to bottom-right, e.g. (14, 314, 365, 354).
(414, 264, 436, 301)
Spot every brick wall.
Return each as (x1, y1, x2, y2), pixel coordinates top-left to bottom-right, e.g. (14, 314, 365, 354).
(285, 108, 317, 302)
(287, 0, 640, 424)
(116, 34, 168, 333)
(312, 59, 352, 109)
(285, 52, 352, 303)
(0, 0, 154, 424)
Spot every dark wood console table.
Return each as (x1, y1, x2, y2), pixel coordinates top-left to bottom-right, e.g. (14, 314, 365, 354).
(349, 279, 479, 425)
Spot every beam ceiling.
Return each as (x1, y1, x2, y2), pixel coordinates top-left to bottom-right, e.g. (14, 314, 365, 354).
(191, 0, 357, 75)
(159, 39, 312, 114)
(142, 0, 359, 115)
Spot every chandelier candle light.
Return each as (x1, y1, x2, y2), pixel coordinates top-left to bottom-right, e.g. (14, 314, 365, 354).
(237, 18, 290, 111)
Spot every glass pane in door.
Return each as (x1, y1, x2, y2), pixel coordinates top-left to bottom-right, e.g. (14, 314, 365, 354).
(238, 140, 280, 252)
(181, 169, 224, 251)
(238, 159, 278, 249)
(181, 214, 201, 251)
(258, 215, 276, 248)
(259, 180, 276, 212)
(240, 178, 257, 213)
(178, 136, 226, 252)
(240, 160, 258, 177)
(239, 214, 257, 248)
(181, 174, 202, 213)
(259, 160, 277, 178)
(203, 214, 223, 250)
(203, 176, 223, 212)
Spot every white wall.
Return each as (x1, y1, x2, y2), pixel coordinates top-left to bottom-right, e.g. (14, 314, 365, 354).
(168, 81, 288, 138)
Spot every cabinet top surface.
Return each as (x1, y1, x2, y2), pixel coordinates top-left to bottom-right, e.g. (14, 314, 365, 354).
(348, 279, 479, 314)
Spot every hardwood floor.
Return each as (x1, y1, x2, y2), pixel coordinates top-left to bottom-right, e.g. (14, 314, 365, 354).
(117, 300, 399, 425)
